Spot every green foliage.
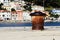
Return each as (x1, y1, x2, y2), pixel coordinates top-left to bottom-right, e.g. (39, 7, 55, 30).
(11, 8, 16, 11)
(50, 13, 59, 19)
(0, 3, 4, 10)
(45, 7, 53, 11)
(28, 6, 32, 12)
(3, 8, 7, 10)
(24, 0, 60, 8)
(54, 14, 59, 18)
(50, 13, 54, 17)
(24, 0, 33, 2)
(10, 0, 14, 2)
(23, 3, 32, 12)
(45, 0, 60, 8)
(24, 0, 43, 6)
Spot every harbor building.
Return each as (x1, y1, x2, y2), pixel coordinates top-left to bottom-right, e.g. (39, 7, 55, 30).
(0, 11, 11, 20)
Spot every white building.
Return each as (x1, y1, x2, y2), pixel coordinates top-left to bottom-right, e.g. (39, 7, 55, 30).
(10, 1, 25, 10)
(11, 11, 18, 20)
(0, 0, 25, 11)
(11, 13, 18, 20)
(23, 11, 31, 21)
(0, 0, 11, 5)
(52, 9, 60, 15)
(3, 0, 10, 6)
(1, 0, 11, 11)
(0, 12, 11, 20)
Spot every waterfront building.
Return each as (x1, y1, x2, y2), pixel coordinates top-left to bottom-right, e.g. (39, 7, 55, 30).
(0, 10, 5, 12)
(0, 0, 25, 11)
(11, 10, 23, 21)
(51, 9, 60, 21)
(2, 5, 11, 11)
(3, 0, 10, 6)
(23, 11, 31, 21)
(16, 10, 23, 21)
(1, 0, 12, 11)
(52, 9, 60, 15)
(0, 11, 11, 20)
(11, 11, 17, 20)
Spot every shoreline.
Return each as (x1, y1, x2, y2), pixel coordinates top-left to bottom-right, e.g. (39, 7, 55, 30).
(0, 26, 60, 31)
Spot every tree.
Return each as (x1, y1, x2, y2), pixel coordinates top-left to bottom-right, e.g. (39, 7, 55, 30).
(44, 0, 60, 8)
(50, 13, 54, 17)
(24, 0, 43, 6)
(50, 13, 59, 20)
(24, 0, 60, 7)
(0, 3, 4, 10)
(10, 0, 14, 2)
(54, 14, 59, 20)
(11, 8, 16, 11)
(24, 0, 33, 2)
(23, 3, 32, 12)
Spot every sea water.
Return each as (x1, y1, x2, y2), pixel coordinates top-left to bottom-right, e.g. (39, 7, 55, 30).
(0, 22, 60, 27)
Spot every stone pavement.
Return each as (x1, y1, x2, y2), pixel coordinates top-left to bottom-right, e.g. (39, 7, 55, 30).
(0, 27, 60, 40)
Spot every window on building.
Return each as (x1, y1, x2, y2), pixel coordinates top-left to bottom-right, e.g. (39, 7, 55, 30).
(14, 18, 16, 20)
(16, 15, 17, 17)
(7, 18, 10, 20)
(12, 15, 14, 17)
(2, 15, 5, 17)
(4, 18, 6, 20)
(7, 15, 8, 16)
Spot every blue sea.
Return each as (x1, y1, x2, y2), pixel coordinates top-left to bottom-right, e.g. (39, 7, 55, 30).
(0, 22, 60, 27)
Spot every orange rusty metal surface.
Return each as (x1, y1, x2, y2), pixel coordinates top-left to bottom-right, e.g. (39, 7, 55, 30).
(32, 16, 44, 30)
